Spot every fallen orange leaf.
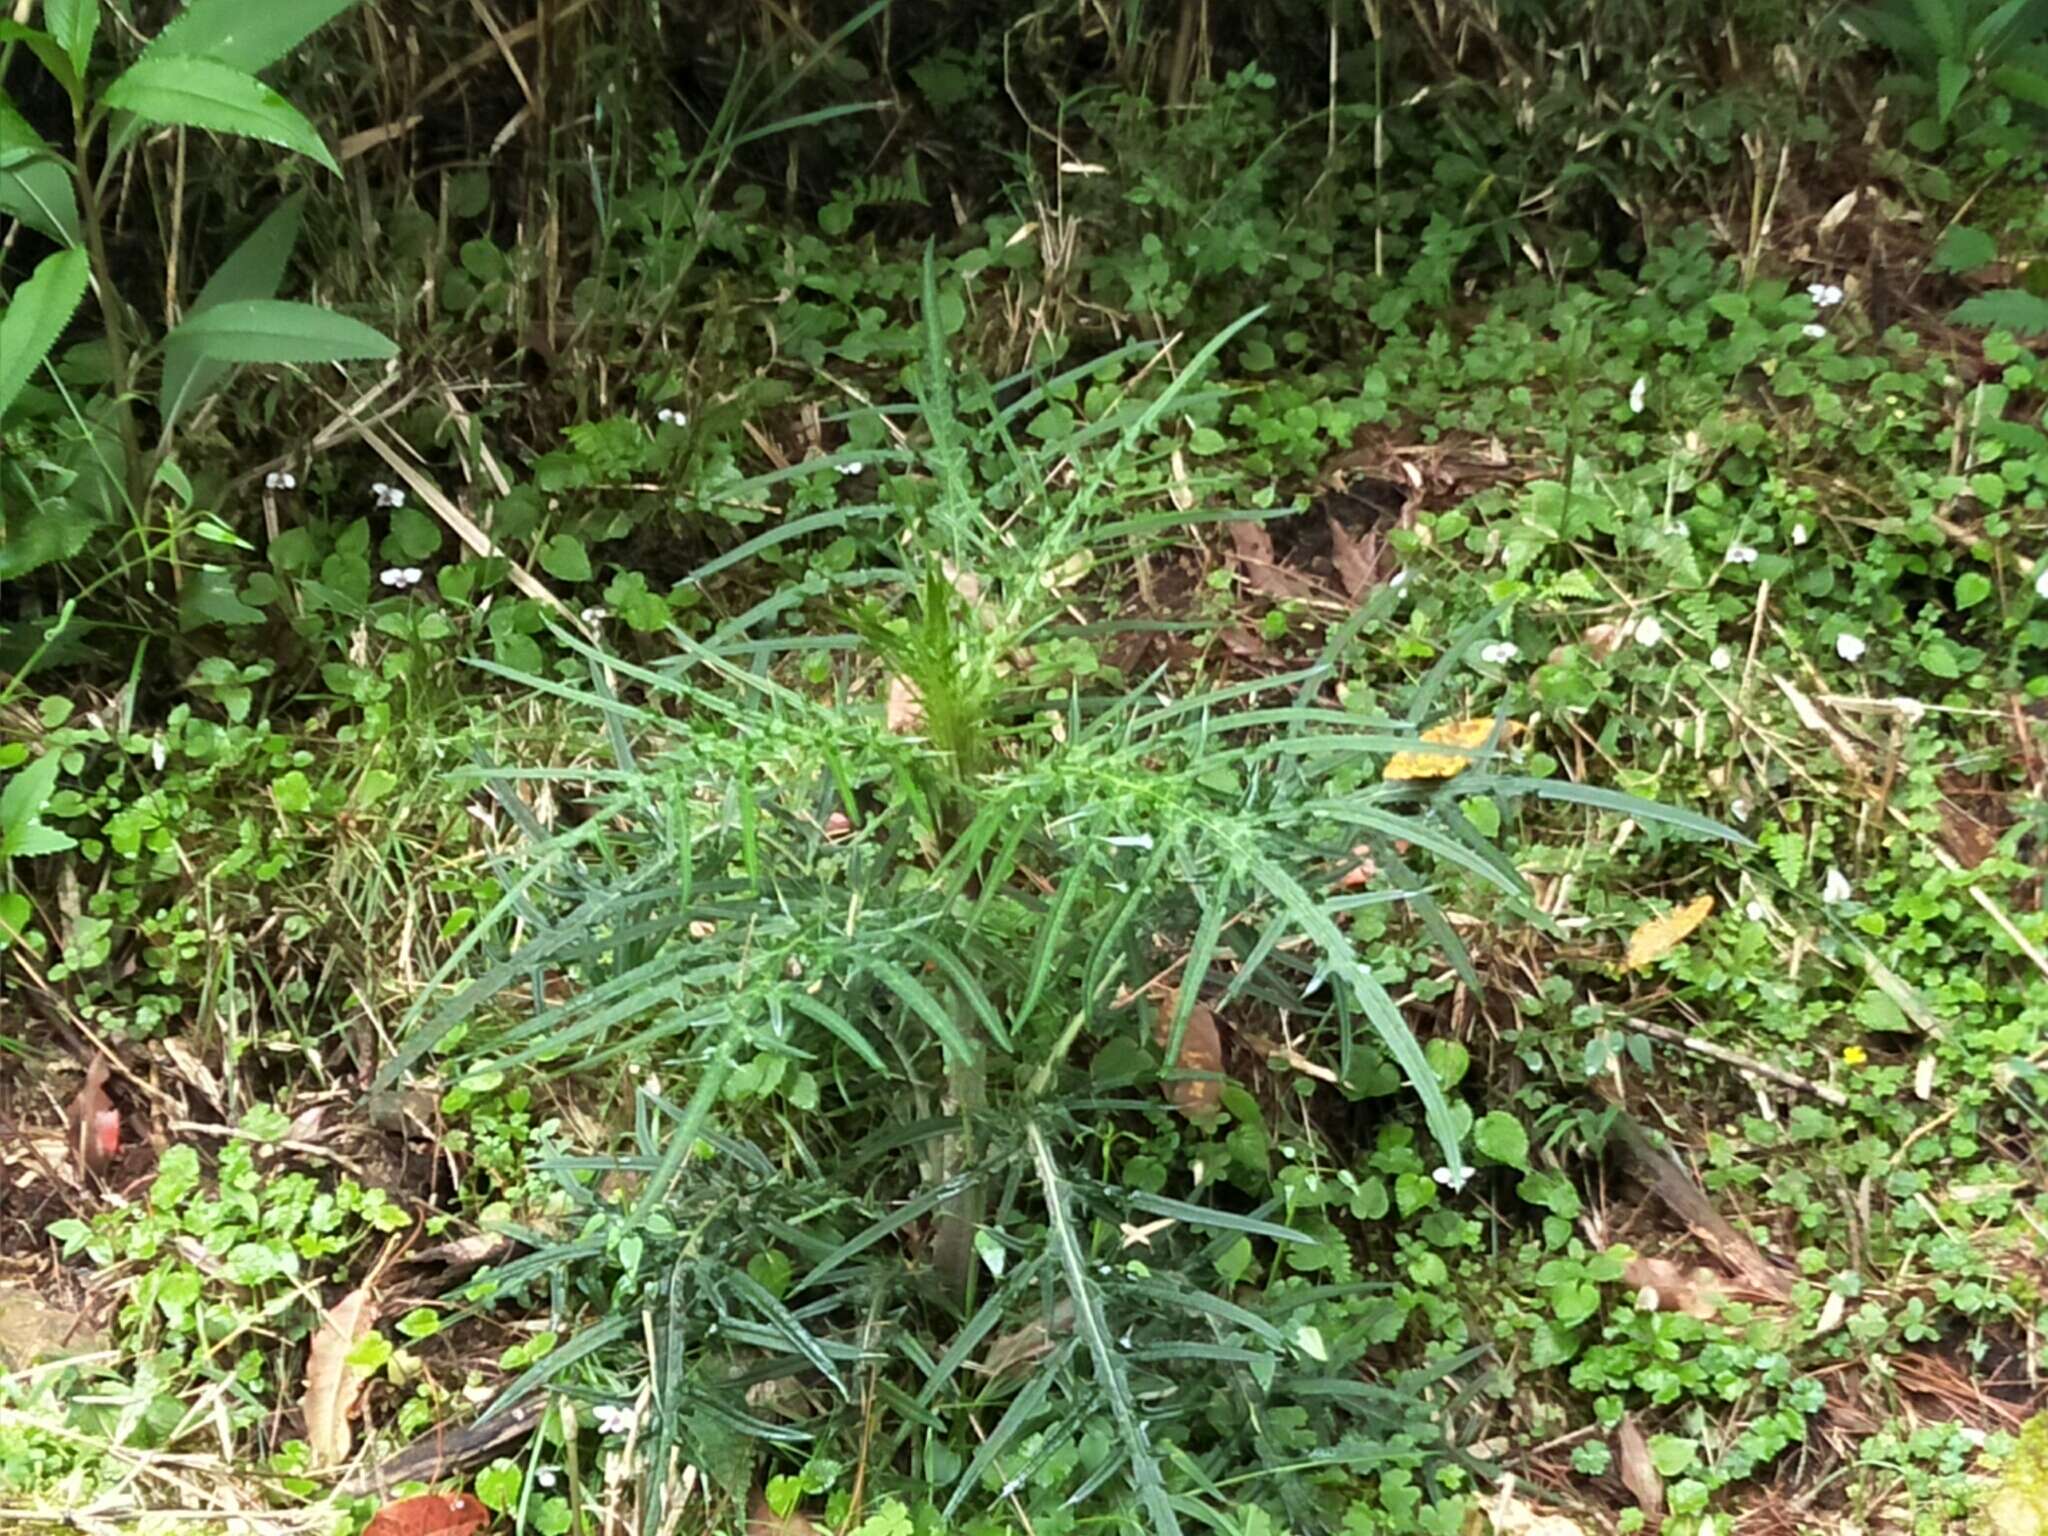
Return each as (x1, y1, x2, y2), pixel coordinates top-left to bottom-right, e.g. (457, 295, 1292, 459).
(1382, 718, 1510, 781)
(363, 1493, 488, 1536)
(1624, 895, 1714, 971)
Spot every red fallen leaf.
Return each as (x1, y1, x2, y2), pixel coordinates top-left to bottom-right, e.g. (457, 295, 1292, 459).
(67, 1058, 119, 1177)
(363, 1493, 489, 1536)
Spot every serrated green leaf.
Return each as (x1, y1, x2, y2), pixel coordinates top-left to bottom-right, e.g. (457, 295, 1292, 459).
(1932, 222, 1998, 274)
(141, 0, 364, 73)
(1953, 288, 2048, 335)
(0, 248, 90, 419)
(45, 0, 96, 74)
(162, 299, 395, 364)
(103, 57, 338, 173)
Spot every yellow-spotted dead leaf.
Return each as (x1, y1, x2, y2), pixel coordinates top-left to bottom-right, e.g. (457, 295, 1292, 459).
(304, 1286, 378, 1467)
(1624, 895, 1714, 971)
(1382, 717, 1506, 781)
(1153, 991, 1226, 1121)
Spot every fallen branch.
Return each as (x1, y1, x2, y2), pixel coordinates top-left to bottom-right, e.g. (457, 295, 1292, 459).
(1623, 1016, 1848, 1107)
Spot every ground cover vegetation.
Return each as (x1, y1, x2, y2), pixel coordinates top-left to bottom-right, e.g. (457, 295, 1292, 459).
(3, 2, 2048, 1534)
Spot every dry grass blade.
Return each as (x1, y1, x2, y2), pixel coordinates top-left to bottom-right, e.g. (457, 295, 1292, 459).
(305, 1287, 379, 1466)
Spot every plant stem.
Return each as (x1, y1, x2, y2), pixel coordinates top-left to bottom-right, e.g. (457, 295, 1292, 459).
(71, 116, 145, 513)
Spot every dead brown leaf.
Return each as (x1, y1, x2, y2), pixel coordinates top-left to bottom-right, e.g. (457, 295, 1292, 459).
(1326, 514, 1377, 599)
(1617, 1414, 1664, 1516)
(66, 1058, 119, 1178)
(1227, 519, 1316, 600)
(1579, 622, 1625, 661)
(885, 676, 924, 733)
(747, 1490, 819, 1536)
(1154, 991, 1226, 1120)
(1483, 1485, 1588, 1536)
(1334, 845, 1377, 891)
(970, 1297, 1075, 1378)
(305, 1287, 379, 1467)
(1619, 1254, 1724, 1320)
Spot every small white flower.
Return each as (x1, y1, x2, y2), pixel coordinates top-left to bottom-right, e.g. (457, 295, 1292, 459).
(1479, 640, 1519, 665)
(1836, 632, 1866, 663)
(1806, 282, 1844, 309)
(1724, 544, 1760, 566)
(1802, 323, 1828, 340)
(378, 566, 425, 590)
(1822, 867, 1853, 906)
(1730, 797, 1750, 822)
(1389, 569, 1411, 589)
(1633, 615, 1664, 647)
(2034, 562, 2048, 601)
(151, 737, 168, 772)
(580, 606, 608, 626)
(642, 1074, 661, 1098)
(1628, 376, 1647, 415)
(371, 481, 406, 510)
(836, 460, 865, 476)
(1710, 645, 1733, 671)
(655, 407, 687, 427)
(265, 470, 297, 491)
(1745, 900, 1768, 922)
(1432, 1165, 1473, 1192)
(594, 1402, 638, 1437)
(536, 1469, 558, 1490)
(1791, 523, 1809, 546)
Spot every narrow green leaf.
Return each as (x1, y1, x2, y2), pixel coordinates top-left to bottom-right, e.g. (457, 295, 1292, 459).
(864, 957, 974, 1064)
(1937, 55, 1971, 121)
(0, 94, 82, 245)
(0, 23, 81, 103)
(783, 990, 888, 1074)
(1476, 776, 1750, 844)
(162, 299, 395, 365)
(1123, 1190, 1311, 1247)
(161, 193, 306, 423)
(103, 58, 338, 173)
(1028, 1123, 1181, 1536)
(1242, 850, 1464, 1177)
(724, 1267, 847, 1395)
(141, 0, 364, 73)
(0, 248, 90, 420)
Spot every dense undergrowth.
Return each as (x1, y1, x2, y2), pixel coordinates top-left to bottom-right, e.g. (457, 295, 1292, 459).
(4, 3, 2048, 1535)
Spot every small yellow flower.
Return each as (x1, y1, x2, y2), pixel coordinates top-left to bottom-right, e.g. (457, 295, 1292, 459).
(1842, 1045, 1868, 1067)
